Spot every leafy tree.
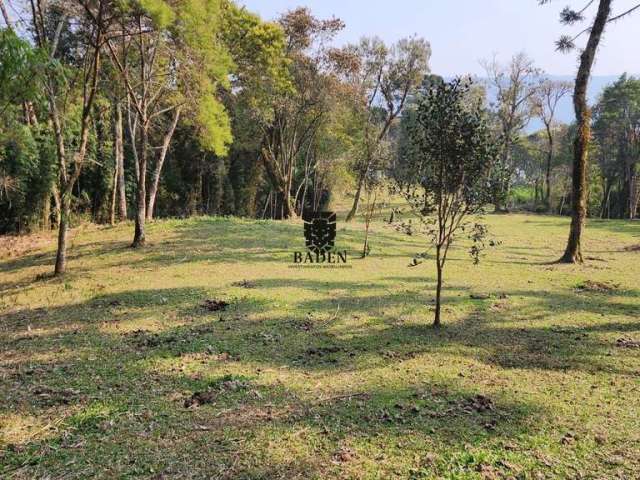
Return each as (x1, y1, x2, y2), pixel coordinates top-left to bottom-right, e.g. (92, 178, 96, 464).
(0, 28, 54, 233)
(482, 53, 541, 212)
(343, 36, 430, 222)
(395, 79, 498, 327)
(27, 0, 106, 275)
(257, 7, 344, 219)
(531, 79, 572, 209)
(146, 1, 290, 220)
(592, 74, 640, 219)
(103, 0, 235, 245)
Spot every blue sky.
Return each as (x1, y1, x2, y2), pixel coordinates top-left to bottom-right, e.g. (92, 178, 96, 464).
(239, 0, 639, 77)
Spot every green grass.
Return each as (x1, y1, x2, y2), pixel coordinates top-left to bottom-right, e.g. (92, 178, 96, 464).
(1, 207, 639, 479)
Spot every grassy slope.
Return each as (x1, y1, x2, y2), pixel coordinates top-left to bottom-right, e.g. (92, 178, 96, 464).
(1, 208, 639, 479)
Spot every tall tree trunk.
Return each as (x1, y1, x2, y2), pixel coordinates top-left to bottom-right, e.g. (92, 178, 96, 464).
(280, 187, 296, 219)
(0, 0, 11, 29)
(600, 179, 611, 219)
(628, 163, 637, 219)
(494, 147, 511, 213)
(346, 169, 366, 222)
(545, 126, 554, 208)
(632, 168, 639, 219)
(434, 245, 442, 328)
(560, 0, 611, 264)
(54, 196, 70, 276)
(146, 107, 181, 220)
(42, 191, 51, 231)
(115, 102, 127, 220)
(132, 123, 148, 247)
(52, 185, 61, 227)
(110, 158, 118, 225)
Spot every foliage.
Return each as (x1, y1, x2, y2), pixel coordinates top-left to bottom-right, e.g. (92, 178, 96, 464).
(592, 74, 640, 219)
(482, 53, 541, 211)
(395, 78, 498, 326)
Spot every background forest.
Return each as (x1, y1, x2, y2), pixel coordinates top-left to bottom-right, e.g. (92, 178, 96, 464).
(1, 0, 638, 243)
(2, 1, 640, 478)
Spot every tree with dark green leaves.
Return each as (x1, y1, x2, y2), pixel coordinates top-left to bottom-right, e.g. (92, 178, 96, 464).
(0, 28, 53, 233)
(396, 78, 498, 327)
(592, 74, 640, 219)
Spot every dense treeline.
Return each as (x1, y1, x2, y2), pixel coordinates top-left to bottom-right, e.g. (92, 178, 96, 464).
(504, 74, 639, 220)
(0, 0, 638, 275)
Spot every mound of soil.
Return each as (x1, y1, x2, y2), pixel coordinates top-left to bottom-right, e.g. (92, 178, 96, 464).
(202, 299, 229, 311)
(616, 338, 640, 349)
(575, 280, 619, 293)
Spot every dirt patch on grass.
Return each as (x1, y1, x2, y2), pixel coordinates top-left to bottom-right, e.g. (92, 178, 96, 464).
(231, 280, 257, 288)
(31, 385, 82, 406)
(616, 338, 640, 349)
(575, 280, 619, 293)
(201, 299, 230, 312)
(125, 329, 178, 348)
(184, 375, 251, 408)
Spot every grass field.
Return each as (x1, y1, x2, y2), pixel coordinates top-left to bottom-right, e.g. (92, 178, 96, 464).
(1, 207, 639, 479)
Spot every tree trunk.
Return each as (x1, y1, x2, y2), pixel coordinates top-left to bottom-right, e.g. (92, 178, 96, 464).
(628, 164, 637, 219)
(560, 0, 611, 264)
(146, 107, 181, 220)
(494, 147, 511, 213)
(434, 246, 442, 328)
(632, 170, 639, 219)
(115, 102, 127, 220)
(52, 186, 61, 227)
(132, 124, 148, 247)
(280, 188, 296, 219)
(110, 158, 118, 225)
(600, 179, 611, 219)
(0, 0, 11, 29)
(545, 127, 554, 209)
(346, 170, 366, 222)
(42, 191, 51, 231)
(54, 196, 70, 276)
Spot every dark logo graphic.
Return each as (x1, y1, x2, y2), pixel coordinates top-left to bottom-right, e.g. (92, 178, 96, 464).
(303, 211, 336, 254)
(291, 211, 349, 267)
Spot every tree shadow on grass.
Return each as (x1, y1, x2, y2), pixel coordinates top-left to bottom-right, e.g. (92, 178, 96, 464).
(4, 282, 639, 397)
(2, 358, 548, 478)
(3, 282, 640, 476)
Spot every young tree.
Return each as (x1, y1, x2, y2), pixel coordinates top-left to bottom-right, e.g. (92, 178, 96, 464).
(532, 79, 572, 209)
(482, 53, 540, 212)
(28, 0, 107, 274)
(541, 0, 640, 261)
(396, 79, 498, 327)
